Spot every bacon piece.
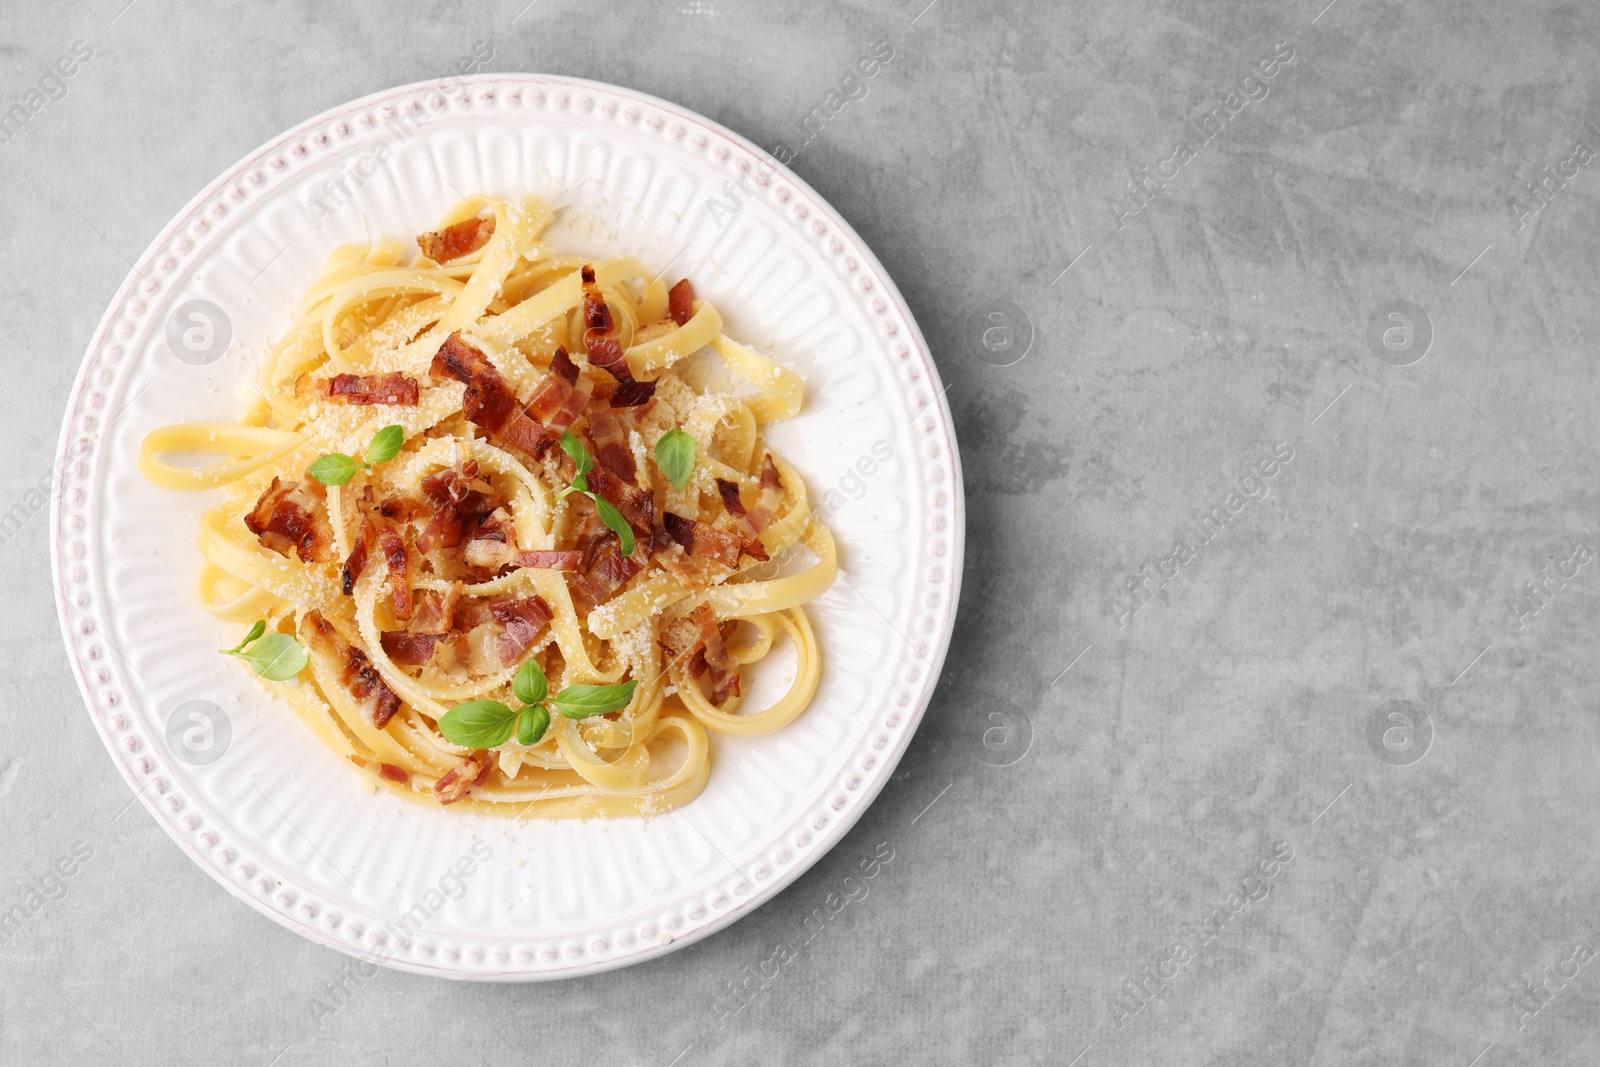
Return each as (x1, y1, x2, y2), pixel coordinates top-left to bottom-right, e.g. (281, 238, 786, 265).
(569, 537, 642, 616)
(430, 332, 547, 455)
(715, 478, 770, 562)
(690, 603, 741, 703)
(410, 584, 461, 635)
(341, 518, 376, 595)
(490, 595, 554, 664)
(549, 376, 590, 439)
(461, 509, 519, 575)
(586, 466, 654, 541)
(379, 528, 413, 622)
(378, 579, 461, 666)
(349, 756, 411, 785)
(717, 478, 746, 518)
(609, 379, 656, 408)
(418, 214, 495, 263)
(376, 496, 423, 522)
(244, 477, 334, 563)
(760, 454, 783, 491)
(380, 631, 443, 666)
(325, 372, 419, 406)
(663, 512, 742, 569)
(581, 265, 633, 382)
(308, 614, 402, 729)
(416, 462, 496, 553)
(744, 455, 785, 534)
(524, 348, 582, 433)
(661, 603, 740, 703)
(514, 550, 583, 571)
(587, 402, 636, 481)
(668, 279, 696, 327)
(433, 750, 494, 805)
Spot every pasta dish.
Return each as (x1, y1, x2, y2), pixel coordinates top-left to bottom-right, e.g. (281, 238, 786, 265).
(139, 195, 837, 817)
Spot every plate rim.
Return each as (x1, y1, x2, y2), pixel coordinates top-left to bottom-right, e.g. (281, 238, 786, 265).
(50, 71, 965, 981)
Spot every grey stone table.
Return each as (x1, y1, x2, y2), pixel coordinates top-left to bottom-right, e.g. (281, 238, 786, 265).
(3, 1, 1596, 1064)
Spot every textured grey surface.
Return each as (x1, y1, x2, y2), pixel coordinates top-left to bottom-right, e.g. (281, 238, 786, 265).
(3, 0, 1599, 1063)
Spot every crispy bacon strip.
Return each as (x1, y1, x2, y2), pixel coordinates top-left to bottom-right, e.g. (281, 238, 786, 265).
(716, 478, 769, 562)
(587, 402, 636, 481)
(341, 518, 376, 595)
(745, 454, 785, 534)
(245, 477, 334, 563)
(434, 750, 493, 805)
(410, 583, 461, 635)
(524, 348, 584, 437)
(668, 279, 696, 327)
(690, 601, 741, 703)
(661, 603, 740, 704)
(418, 214, 495, 263)
(609, 379, 656, 408)
(325, 372, 419, 406)
(490, 595, 553, 664)
(586, 466, 654, 540)
(514, 550, 583, 571)
(760, 454, 783, 491)
(380, 631, 443, 666)
(581, 265, 633, 382)
(377, 496, 425, 522)
(349, 755, 411, 785)
(416, 461, 496, 554)
(663, 512, 742, 569)
(430, 332, 547, 455)
(461, 509, 518, 574)
(377, 581, 461, 666)
(569, 537, 642, 616)
(379, 528, 413, 622)
(308, 614, 402, 729)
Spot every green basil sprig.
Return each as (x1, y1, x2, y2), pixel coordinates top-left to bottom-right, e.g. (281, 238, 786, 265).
(556, 432, 635, 555)
(654, 429, 696, 492)
(307, 424, 406, 486)
(221, 620, 308, 681)
(435, 657, 637, 749)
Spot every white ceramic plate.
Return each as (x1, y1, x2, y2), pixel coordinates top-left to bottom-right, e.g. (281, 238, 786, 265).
(51, 74, 962, 980)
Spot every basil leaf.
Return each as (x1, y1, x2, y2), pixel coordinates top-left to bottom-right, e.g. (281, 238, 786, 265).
(655, 429, 696, 492)
(223, 620, 267, 654)
(516, 704, 551, 746)
(593, 495, 635, 556)
(365, 424, 405, 465)
(437, 700, 519, 748)
(571, 472, 588, 494)
(559, 432, 594, 475)
(512, 657, 548, 707)
(552, 679, 638, 719)
(307, 453, 363, 485)
(227, 632, 308, 681)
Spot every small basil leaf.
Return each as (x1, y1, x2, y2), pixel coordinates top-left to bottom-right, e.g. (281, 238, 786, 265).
(227, 632, 309, 681)
(593, 495, 635, 556)
(437, 700, 519, 748)
(655, 429, 696, 492)
(512, 657, 548, 707)
(559, 432, 594, 475)
(223, 620, 267, 654)
(553, 679, 638, 719)
(516, 704, 551, 746)
(365, 424, 405, 465)
(571, 472, 588, 494)
(306, 453, 363, 485)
